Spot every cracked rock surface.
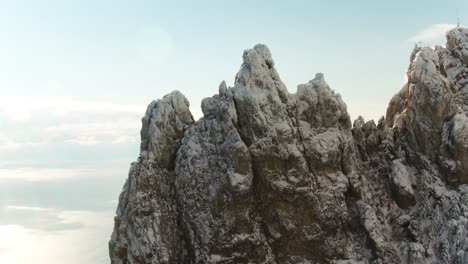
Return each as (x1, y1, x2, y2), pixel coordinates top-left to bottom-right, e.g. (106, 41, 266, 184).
(110, 28, 468, 264)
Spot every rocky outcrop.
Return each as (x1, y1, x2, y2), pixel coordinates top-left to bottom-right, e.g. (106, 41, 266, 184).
(110, 28, 468, 263)
(387, 28, 468, 185)
(109, 92, 194, 263)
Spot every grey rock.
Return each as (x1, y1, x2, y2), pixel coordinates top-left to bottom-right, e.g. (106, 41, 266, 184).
(110, 28, 468, 264)
(447, 28, 468, 65)
(109, 91, 194, 263)
(389, 160, 416, 209)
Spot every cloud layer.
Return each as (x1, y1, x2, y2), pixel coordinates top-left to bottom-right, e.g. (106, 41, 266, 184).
(0, 96, 142, 182)
(408, 23, 457, 44)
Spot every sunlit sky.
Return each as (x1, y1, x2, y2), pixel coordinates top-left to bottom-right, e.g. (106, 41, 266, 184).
(0, 0, 466, 263)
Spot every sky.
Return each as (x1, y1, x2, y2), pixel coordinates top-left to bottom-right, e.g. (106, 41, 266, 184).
(0, 0, 466, 263)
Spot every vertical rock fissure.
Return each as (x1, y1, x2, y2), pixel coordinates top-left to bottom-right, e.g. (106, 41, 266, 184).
(232, 95, 278, 262)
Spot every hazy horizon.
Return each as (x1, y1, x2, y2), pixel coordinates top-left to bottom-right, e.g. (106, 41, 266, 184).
(0, 0, 466, 263)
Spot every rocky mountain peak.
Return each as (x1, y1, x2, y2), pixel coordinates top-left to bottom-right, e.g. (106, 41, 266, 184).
(447, 27, 468, 65)
(110, 28, 468, 264)
(386, 27, 468, 185)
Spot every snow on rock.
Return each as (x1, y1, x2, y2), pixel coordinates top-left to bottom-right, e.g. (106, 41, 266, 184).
(110, 28, 468, 264)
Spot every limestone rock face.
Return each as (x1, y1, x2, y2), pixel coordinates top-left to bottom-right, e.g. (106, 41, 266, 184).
(110, 28, 468, 264)
(387, 27, 468, 185)
(109, 91, 194, 263)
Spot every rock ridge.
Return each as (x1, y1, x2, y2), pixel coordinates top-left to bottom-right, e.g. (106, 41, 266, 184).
(110, 28, 468, 264)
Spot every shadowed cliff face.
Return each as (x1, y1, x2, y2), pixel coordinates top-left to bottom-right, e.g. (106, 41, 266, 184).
(110, 28, 468, 264)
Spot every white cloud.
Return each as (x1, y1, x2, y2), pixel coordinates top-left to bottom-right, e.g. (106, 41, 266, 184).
(0, 159, 130, 182)
(0, 167, 96, 182)
(64, 136, 100, 146)
(0, 96, 143, 148)
(6, 205, 53, 212)
(0, 95, 143, 122)
(0, 134, 46, 150)
(111, 135, 139, 145)
(46, 119, 140, 134)
(45, 119, 140, 146)
(408, 24, 457, 43)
